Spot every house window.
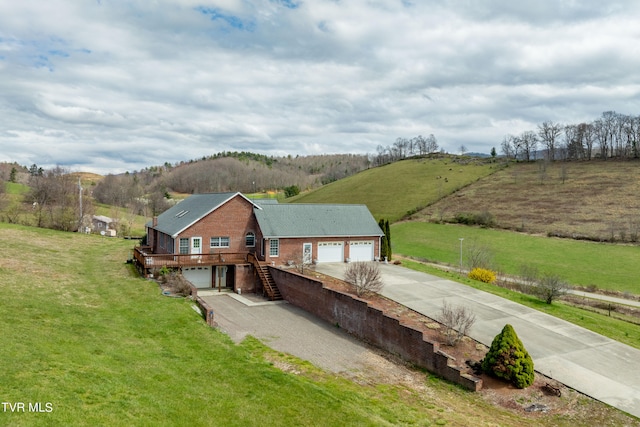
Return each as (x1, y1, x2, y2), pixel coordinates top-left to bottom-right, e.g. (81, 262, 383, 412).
(210, 237, 230, 248)
(179, 238, 189, 254)
(245, 232, 255, 247)
(269, 239, 279, 257)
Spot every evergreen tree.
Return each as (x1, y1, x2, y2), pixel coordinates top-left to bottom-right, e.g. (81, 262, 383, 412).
(378, 219, 388, 261)
(482, 324, 534, 389)
(384, 219, 392, 261)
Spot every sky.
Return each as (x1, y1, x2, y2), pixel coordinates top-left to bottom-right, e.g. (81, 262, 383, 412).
(1, 1, 640, 174)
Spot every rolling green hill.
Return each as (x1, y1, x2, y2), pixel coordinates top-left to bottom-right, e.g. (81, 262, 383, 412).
(291, 156, 500, 221)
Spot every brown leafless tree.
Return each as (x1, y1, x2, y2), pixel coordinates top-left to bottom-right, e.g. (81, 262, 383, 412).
(344, 261, 384, 297)
(438, 300, 476, 346)
(538, 121, 563, 161)
(534, 273, 569, 304)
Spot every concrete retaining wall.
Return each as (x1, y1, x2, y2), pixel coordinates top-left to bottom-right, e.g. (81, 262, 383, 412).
(270, 267, 482, 391)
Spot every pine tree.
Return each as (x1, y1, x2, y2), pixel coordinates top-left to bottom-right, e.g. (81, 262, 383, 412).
(378, 219, 388, 261)
(384, 219, 392, 261)
(482, 324, 534, 389)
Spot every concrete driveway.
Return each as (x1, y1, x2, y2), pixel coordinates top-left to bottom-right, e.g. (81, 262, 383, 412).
(316, 262, 640, 419)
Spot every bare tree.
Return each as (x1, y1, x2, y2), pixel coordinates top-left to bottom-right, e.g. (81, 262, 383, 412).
(579, 122, 595, 160)
(290, 248, 313, 275)
(559, 162, 569, 184)
(534, 273, 569, 304)
(425, 134, 439, 153)
(538, 159, 549, 184)
(538, 121, 563, 161)
(500, 134, 516, 159)
(519, 131, 538, 162)
(466, 241, 495, 270)
(344, 261, 384, 297)
(438, 300, 476, 346)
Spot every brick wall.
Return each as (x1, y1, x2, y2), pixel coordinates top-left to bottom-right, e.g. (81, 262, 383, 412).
(270, 267, 482, 391)
(235, 264, 258, 293)
(177, 196, 259, 256)
(265, 237, 381, 265)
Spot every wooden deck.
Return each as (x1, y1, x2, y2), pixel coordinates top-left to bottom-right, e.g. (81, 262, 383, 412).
(133, 246, 250, 269)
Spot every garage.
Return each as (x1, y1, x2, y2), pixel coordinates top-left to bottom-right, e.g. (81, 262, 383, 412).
(182, 266, 212, 288)
(349, 241, 374, 262)
(317, 242, 344, 263)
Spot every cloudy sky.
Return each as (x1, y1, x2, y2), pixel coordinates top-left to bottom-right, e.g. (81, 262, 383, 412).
(1, 1, 640, 174)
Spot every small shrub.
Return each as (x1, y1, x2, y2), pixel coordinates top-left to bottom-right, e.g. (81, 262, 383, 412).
(534, 273, 569, 304)
(468, 268, 496, 284)
(482, 324, 534, 389)
(165, 272, 192, 296)
(453, 211, 495, 228)
(283, 185, 300, 198)
(344, 261, 384, 297)
(438, 301, 476, 346)
(156, 266, 171, 283)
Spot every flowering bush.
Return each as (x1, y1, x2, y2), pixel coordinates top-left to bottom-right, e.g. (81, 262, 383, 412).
(468, 267, 496, 284)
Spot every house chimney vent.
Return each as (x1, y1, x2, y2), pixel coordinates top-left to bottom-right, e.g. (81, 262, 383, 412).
(152, 216, 158, 227)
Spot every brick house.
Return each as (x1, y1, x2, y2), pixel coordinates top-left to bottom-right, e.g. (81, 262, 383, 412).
(134, 192, 384, 298)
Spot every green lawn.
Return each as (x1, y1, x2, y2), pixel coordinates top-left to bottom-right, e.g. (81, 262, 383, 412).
(392, 221, 640, 294)
(1, 223, 544, 427)
(1, 224, 636, 426)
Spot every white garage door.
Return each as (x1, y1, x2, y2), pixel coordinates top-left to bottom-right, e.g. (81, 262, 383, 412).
(349, 241, 374, 262)
(182, 266, 212, 288)
(317, 242, 344, 263)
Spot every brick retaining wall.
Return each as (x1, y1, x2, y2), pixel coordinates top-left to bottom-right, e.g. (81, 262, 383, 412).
(270, 267, 482, 391)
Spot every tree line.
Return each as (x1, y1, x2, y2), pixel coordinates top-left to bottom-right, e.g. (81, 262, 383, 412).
(501, 111, 640, 161)
(92, 153, 371, 208)
(373, 134, 440, 166)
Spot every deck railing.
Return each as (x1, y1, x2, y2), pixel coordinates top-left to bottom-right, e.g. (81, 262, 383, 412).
(133, 246, 248, 268)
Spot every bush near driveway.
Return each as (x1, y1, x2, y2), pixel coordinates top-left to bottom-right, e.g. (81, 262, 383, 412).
(482, 324, 535, 389)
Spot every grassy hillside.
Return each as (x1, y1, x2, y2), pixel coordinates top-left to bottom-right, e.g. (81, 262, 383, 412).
(416, 160, 640, 242)
(291, 156, 500, 221)
(1, 224, 632, 426)
(5, 181, 30, 195)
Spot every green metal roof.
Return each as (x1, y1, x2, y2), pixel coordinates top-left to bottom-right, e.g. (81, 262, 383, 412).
(254, 203, 384, 238)
(149, 193, 383, 240)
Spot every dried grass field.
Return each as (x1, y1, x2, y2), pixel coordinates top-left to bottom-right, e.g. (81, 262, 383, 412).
(419, 160, 640, 242)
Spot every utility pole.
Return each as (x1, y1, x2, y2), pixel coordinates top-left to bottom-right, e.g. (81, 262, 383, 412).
(459, 238, 464, 275)
(78, 177, 83, 232)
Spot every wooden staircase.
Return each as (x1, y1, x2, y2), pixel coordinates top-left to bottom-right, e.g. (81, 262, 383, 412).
(249, 255, 282, 301)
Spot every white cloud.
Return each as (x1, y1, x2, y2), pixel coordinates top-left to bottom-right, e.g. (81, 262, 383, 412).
(1, 0, 639, 173)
